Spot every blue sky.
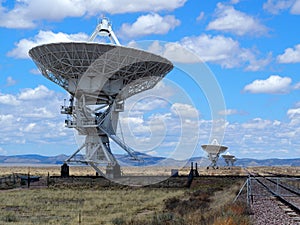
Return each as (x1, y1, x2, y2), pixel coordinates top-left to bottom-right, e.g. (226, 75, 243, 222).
(1, 0, 300, 159)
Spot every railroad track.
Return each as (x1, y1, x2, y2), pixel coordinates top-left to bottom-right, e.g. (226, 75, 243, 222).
(244, 169, 300, 224)
(255, 177, 300, 214)
(265, 177, 300, 196)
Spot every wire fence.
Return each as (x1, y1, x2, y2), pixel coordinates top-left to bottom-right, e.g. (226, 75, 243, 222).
(0, 174, 21, 189)
(0, 173, 49, 189)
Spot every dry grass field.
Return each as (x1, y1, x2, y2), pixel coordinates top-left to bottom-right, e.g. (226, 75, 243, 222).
(0, 187, 186, 224)
(0, 165, 299, 177)
(0, 165, 298, 224)
(246, 166, 300, 176)
(0, 179, 249, 225)
(0, 165, 252, 225)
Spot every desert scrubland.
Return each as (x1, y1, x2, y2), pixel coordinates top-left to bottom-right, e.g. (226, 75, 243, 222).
(0, 165, 254, 225)
(0, 165, 299, 224)
(0, 165, 299, 177)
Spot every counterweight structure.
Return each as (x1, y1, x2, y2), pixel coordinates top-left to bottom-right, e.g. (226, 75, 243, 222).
(29, 18, 173, 177)
(201, 139, 228, 169)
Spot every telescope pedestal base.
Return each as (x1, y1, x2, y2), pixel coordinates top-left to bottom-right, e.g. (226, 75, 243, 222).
(61, 163, 70, 177)
(106, 164, 121, 179)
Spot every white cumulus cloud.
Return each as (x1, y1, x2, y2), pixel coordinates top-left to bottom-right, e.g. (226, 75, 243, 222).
(8, 30, 88, 59)
(291, 0, 300, 13)
(245, 53, 272, 71)
(0, 87, 74, 149)
(277, 44, 300, 63)
(0, 0, 86, 29)
(171, 103, 199, 118)
(6, 76, 17, 86)
(263, 0, 300, 14)
(242, 118, 272, 129)
(180, 34, 256, 68)
(207, 3, 268, 36)
(101, 0, 187, 14)
(196, 12, 205, 21)
(131, 37, 270, 70)
(263, 0, 294, 14)
(0, 114, 15, 125)
(23, 107, 56, 119)
(23, 123, 37, 132)
(287, 108, 300, 117)
(0, 93, 21, 106)
(243, 75, 293, 94)
(119, 13, 180, 38)
(18, 85, 55, 100)
(162, 42, 200, 63)
(218, 109, 243, 116)
(0, 0, 186, 29)
(180, 35, 270, 70)
(287, 107, 300, 126)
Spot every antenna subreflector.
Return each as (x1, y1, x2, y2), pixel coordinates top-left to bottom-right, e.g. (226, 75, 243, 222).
(29, 18, 173, 178)
(89, 17, 120, 45)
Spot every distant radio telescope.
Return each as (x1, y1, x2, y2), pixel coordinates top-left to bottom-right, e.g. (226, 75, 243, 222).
(29, 18, 173, 178)
(201, 139, 228, 169)
(222, 152, 236, 167)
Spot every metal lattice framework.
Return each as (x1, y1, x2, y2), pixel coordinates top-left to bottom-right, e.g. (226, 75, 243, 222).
(29, 42, 173, 178)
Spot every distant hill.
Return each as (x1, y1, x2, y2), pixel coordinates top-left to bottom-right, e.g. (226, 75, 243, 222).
(0, 154, 67, 165)
(233, 158, 300, 167)
(0, 154, 299, 167)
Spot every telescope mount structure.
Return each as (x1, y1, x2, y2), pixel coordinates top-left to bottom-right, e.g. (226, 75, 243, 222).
(29, 18, 173, 178)
(201, 139, 228, 169)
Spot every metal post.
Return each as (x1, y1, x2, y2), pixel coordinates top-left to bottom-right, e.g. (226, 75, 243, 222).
(27, 172, 30, 188)
(249, 177, 253, 204)
(47, 172, 50, 187)
(276, 177, 278, 194)
(78, 210, 81, 224)
(13, 173, 16, 186)
(246, 178, 249, 206)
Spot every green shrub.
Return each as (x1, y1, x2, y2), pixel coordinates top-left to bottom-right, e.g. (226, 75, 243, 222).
(2, 213, 18, 222)
(112, 217, 126, 225)
(151, 212, 184, 225)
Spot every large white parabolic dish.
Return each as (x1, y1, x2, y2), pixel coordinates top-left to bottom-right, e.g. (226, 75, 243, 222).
(201, 139, 228, 168)
(29, 42, 173, 102)
(222, 152, 235, 160)
(201, 144, 228, 154)
(222, 152, 236, 167)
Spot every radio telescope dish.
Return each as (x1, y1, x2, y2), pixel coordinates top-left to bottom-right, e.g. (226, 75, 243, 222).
(222, 152, 236, 167)
(29, 18, 173, 178)
(201, 139, 228, 169)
